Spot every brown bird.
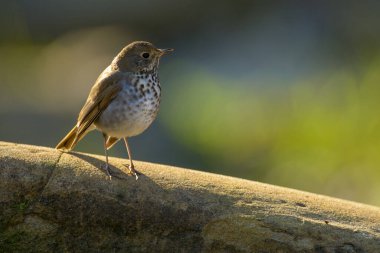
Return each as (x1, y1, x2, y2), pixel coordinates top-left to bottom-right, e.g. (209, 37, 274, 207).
(56, 41, 173, 179)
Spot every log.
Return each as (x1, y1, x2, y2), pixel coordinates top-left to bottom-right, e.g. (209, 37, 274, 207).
(0, 141, 379, 252)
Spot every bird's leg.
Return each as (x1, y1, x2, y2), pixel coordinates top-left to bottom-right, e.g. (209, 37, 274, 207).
(102, 133, 112, 180)
(124, 137, 138, 180)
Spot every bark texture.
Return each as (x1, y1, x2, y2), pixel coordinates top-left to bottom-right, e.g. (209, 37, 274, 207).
(0, 141, 379, 252)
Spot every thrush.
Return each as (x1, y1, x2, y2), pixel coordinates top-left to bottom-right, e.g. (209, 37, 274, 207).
(56, 41, 173, 180)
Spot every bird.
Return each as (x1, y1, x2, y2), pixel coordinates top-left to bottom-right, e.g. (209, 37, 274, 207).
(56, 41, 173, 180)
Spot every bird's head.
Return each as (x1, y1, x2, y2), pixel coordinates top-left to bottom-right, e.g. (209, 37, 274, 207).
(114, 41, 173, 72)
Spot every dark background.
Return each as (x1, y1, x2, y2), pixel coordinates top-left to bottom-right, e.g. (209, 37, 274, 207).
(1, 1, 380, 205)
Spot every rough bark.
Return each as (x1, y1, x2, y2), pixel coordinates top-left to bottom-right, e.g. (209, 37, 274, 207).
(0, 141, 379, 252)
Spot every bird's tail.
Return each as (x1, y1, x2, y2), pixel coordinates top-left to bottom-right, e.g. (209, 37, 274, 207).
(56, 126, 83, 150)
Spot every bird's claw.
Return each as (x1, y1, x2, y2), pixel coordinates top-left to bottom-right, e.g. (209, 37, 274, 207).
(102, 164, 112, 180)
(125, 164, 139, 180)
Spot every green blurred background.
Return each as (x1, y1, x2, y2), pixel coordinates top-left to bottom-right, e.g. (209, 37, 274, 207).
(1, 1, 380, 205)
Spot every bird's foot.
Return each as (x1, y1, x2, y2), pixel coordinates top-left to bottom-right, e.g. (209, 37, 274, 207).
(125, 164, 139, 180)
(102, 163, 112, 180)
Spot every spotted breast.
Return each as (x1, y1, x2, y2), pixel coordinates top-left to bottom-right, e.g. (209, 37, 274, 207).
(95, 70, 161, 138)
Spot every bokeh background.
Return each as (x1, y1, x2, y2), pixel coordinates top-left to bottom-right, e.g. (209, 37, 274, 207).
(1, 1, 380, 205)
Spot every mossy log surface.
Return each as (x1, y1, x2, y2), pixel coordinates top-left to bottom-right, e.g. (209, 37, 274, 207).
(0, 141, 379, 252)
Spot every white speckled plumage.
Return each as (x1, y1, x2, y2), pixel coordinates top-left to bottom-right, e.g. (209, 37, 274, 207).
(95, 71, 160, 138)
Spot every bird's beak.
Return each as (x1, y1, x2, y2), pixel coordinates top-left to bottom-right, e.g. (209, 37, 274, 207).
(159, 48, 174, 56)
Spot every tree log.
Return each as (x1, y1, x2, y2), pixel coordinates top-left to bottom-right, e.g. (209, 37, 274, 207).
(0, 141, 379, 252)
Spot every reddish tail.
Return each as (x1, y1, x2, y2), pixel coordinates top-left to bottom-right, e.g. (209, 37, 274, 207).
(56, 126, 82, 150)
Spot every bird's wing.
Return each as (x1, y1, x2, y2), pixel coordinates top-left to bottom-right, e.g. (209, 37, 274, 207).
(76, 67, 123, 137)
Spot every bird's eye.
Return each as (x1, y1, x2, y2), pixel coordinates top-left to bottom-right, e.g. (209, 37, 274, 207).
(141, 52, 150, 58)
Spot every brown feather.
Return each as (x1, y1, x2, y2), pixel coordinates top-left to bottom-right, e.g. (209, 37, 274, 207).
(56, 67, 123, 150)
(77, 70, 123, 135)
(56, 126, 77, 150)
(56, 125, 94, 150)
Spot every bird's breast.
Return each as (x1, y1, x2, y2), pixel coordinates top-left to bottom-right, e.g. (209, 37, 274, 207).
(95, 73, 161, 138)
